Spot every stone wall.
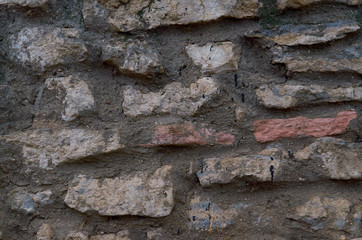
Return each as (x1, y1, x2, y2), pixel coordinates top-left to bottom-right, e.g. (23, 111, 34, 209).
(0, 0, 361, 239)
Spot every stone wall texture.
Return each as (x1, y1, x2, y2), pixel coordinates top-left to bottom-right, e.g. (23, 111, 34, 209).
(0, 0, 361, 239)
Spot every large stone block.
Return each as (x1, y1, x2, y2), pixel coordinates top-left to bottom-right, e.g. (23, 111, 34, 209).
(277, 0, 362, 10)
(64, 166, 174, 217)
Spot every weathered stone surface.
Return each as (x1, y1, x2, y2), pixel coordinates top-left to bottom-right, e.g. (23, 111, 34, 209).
(277, 0, 362, 10)
(10, 188, 35, 214)
(9, 27, 87, 71)
(272, 45, 362, 75)
(197, 146, 284, 187)
(66, 231, 88, 240)
(235, 108, 246, 122)
(102, 39, 163, 77)
(256, 84, 362, 109)
(0, 0, 47, 7)
(146, 228, 162, 240)
(36, 224, 53, 240)
(2, 128, 123, 169)
(188, 195, 248, 230)
(33, 190, 53, 205)
(253, 111, 357, 142)
(83, 0, 261, 32)
(295, 137, 362, 180)
(246, 22, 359, 46)
(142, 122, 234, 147)
(185, 42, 241, 73)
(64, 166, 174, 217)
(292, 196, 352, 231)
(45, 76, 95, 121)
(90, 230, 130, 240)
(123, 77, 219, 118)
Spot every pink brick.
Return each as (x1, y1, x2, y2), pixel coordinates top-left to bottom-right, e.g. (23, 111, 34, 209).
(142, 123, 234, 147)
(253, 111, 357, 142)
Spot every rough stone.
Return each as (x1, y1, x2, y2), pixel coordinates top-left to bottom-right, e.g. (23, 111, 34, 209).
(102, 39, 163, 77)
(0, 0, 47, 7)
(9, 27, 87, 72)
(277, 0, 362, 10)
(142, 122, 234, 147)
(256, 84, 362, 109)
(45, 76, 95, 121)
(64, 166, 174, 217)
(90, 230, 130, 240)
(36, 224, 53, 240)
(2, 128, 123, 169)
(83, 0, 261, 32)
(246, 22, 359, 46)
(65, 231, 88, 240)
(10, 188, 35, 214)
(295, 137, 362, 180)
(123, 77, 219, 118)
(33, 190, 53, 205)
(146, 228, 162, 240)
(235, 108, 246, 122)
(272, 45, 362, 75)
(253, 111, 357, 142)
(197, 146, 284, 187)
(293, 196, 352, 231)
(185, 42, 241, 73)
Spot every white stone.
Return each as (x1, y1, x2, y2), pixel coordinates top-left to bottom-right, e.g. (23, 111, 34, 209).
(122, 77, 219, 118)
(186, 42, 241, 73)
(64, 166, 174, 217)
(45, 76, 95, 121)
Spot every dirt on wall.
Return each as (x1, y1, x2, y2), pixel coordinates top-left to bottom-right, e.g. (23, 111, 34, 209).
(0, 0, 361, 239)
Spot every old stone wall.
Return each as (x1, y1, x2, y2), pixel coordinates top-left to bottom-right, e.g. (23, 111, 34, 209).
(0, 0, 361, 239)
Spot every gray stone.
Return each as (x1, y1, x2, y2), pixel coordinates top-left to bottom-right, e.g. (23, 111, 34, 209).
(2, 128, 123, 169)
(36, 224, 53, 240)
(10, 188, 35, 214)
(90, 230, 130, 240)
(45, 76, 95, 121)
(102, 39, 163, 77)
(197, 146, 284, 187)
(10, 27, 87, 72)
(64, 166, 174, 217)
(65, 231, 88, 240)
(83, 0, 261, 32)
(186, 42, 241, 73)
(295, 138, 362, 180)
(122, 77, 219, 118)
(256, 84, 362, 109)
(33, 190, 53, 205)
(277, 0, 362, 10)
(246, 22, 359, 46)
(0, 0, 47, 7)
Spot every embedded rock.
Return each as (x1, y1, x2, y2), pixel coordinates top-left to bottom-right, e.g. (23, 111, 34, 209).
(0, 0, 47, 7)
(10, 188, 35, 214)
(197, 147, 284, 187)
(45, 76, 95, 121)
(253, 111, 357, 142)
(9, 27, 87, 71)
(65, 231, 88, 240)
(33, 190, 53, 205)
(102, 39, 163, 77)
(36, 224, 53, 240)
(83, 0, 261, 32)
(90, 230, 130, 240)
(277, 0, 362, 10)
(64, 166, 174, 217)
(2, 128, 123, 169)
(123, 77, 219, 118)
(246, 22, 359, 46)
(186, 42, 241, 73)
(256, 84, 362, 109)
(295, 138, 362, 180)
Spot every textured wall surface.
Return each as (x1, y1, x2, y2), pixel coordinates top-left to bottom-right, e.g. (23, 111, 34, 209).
(0, 0, 361, 239)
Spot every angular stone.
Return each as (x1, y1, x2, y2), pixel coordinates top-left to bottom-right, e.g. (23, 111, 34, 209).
(0, 0, 47, 7)
(33, 190, 53, 205)
(197, 146, 284, 187)
(65, 231, 88, 240)
(186, 42, 241, 73)
(293, 196, 352, 231)
(10, 188, 35, 214)
(246, 22, 359, 46)
(142, 122, 234, 147)
(256, 84, 362, 109)
(272, 45, 362, 75)
(90, 230, 130, 240)
(36, 224, 53, 240)
(277, 0, 362, 10)
(253, 111, 357, 142)
(2, 128, 123, 169)
(123, 77, 219, 118)
(45, 76, 95, 121)
(102, 39, 163, 77)
(295, 137, 362, 180)
(64, 166, 174, 217)
(9, 27, 87, 71)
(83, 0, 260, 32)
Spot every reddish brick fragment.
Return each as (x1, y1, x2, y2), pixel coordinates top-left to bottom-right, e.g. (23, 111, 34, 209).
(143, 123, 234, 147)
(253, 111, 357, 142)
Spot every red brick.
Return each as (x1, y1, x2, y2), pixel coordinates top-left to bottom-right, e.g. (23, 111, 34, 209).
(253, 111, 357, 142)
(142, 123, 234, 147)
